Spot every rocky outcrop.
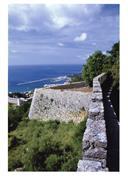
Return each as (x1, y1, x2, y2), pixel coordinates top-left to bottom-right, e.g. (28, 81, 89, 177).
(29, 87, 91, 123)
(77, 73, 108, 172)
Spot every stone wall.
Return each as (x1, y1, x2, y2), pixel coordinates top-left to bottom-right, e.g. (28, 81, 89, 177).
(29, 87, 91, 123)
(77, 73, 108, 172)
(49, 81, 87, 90)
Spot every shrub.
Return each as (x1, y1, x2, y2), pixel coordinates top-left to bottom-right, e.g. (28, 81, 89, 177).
(8, 118, 87, 171)
(8, 101, 31, 132)
(70, 73, 83, 83)
(45, 154, 60, 171)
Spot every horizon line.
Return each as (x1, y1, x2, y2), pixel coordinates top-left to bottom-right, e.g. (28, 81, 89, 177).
(9, 64, 84, 66)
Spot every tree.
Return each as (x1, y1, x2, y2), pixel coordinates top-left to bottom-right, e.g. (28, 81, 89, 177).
(82, 42, 119, 88)
(82, 51, 106, 86)
(104, 42, 119, 87)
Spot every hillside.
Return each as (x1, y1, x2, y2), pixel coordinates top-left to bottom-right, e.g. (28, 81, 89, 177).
(8, 102, 86, 171)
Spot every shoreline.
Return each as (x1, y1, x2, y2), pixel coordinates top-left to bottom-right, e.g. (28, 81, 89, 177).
(8, 72, 83, 94)
(8, 80, 91, 101)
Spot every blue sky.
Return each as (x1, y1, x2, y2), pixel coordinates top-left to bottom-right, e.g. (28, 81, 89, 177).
(8, 4, 119, 65)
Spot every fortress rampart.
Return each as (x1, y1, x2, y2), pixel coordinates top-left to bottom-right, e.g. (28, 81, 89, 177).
(28, 84, 91, 123)
(77, 73, 108, 172)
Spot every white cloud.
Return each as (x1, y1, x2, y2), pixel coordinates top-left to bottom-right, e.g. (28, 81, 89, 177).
(52, 16, 72, 29)
(9, 4, 103, 32)
(8, 4, 119, 66)
(58, 43, 64, 47)
(74, 33, 87, 42)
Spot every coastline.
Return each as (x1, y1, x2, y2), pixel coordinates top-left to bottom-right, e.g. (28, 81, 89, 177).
(9, 64, 83, 93)
(8, 78, 71, 96)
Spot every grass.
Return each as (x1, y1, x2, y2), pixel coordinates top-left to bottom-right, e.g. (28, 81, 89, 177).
(8, 103, 87, 171)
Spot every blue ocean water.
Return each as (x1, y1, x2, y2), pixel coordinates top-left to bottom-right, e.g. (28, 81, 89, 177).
(8, 65, 82, 93)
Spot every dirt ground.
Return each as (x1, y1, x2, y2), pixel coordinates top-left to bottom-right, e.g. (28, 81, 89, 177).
(63, 87, 92, 92)
(60, 87, 93, 93)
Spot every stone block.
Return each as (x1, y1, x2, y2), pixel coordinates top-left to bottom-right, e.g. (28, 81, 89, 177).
(77, 160, 107, 172)
(83, 119, 107, 149)
(88, 104, 104, 121)
(91, 93, 103, 102)
(83, 147, 107, 160)
(93, 87, 102, 93)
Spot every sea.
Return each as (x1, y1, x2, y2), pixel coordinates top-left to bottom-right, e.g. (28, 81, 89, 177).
(8, 65, 83, 93)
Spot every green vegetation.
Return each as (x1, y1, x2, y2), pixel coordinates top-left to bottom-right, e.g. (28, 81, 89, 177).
(82, 51, 106, 86)
(82, 42, 119, 118)
(8, 41, 119, 171)
(70, 73, 83, 83)
(8, 101, 31, 132)
(8, 103, 86, 171)
(82, 42, 119, 88)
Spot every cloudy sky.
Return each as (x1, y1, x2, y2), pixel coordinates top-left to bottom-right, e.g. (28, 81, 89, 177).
(8, 4, 119, 65)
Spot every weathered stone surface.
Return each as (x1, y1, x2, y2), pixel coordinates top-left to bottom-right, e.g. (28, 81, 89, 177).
(83, 147, 107, 160)
(77, 160, 108, 172)
(88, 102, 104, 121)
(91, 93, 103, 102)
(77, 73, 108, 172)
(93, 86, 102, 93)
(83, 119, 107, 149)
(29, 88, 92, 123)
(100, 159, 107, 168)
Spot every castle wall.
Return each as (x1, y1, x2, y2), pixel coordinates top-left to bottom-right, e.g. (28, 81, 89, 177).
(77, 73, 108, 172)
(29, 87, 91, 123)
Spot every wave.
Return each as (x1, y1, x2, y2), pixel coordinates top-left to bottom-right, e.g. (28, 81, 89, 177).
(17, 78, 51, 86)
(52, 76, 70, 83)
(43, 81, 70, 88)
(17, 75, 70, 86)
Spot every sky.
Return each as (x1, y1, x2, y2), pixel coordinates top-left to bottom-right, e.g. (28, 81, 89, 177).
(8, 4, 119, 65)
